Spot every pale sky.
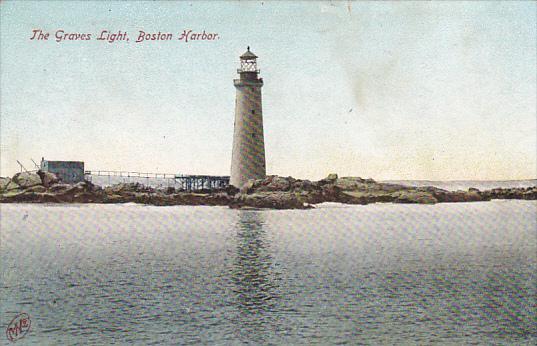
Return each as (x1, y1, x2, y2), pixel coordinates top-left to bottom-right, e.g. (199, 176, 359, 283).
(1, 1, 536, 180)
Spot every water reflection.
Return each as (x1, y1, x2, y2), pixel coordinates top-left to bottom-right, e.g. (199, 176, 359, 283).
(230, 211, 279, 343)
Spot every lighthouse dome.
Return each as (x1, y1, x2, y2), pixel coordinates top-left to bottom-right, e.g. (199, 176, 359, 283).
(240, 46, 258, 60)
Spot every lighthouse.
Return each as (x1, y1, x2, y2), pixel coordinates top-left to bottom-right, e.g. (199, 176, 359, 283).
(230, 47, 266, 188)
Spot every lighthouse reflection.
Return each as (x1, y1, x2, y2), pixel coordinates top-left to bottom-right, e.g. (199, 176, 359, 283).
(230, 211, 279, 342)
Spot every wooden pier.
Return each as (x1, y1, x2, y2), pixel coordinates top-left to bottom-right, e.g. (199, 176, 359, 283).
(174, 174, 230, 191)
(84, 170, 230, 191)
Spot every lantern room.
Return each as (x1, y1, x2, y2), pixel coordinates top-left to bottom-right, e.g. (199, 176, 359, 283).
(237, 46, 260, 81)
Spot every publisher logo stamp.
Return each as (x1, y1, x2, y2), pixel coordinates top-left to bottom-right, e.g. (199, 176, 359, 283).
(6, 313, 31, 342)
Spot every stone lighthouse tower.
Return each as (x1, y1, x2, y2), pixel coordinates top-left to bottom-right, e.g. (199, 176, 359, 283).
(230, 47, 266, 188)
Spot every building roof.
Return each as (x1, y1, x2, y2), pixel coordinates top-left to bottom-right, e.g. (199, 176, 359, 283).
(43, 159, 84, 164)
(240, 46, 257, 60)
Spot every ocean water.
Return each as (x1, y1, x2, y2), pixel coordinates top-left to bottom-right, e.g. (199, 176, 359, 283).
(1, 201, 536, 344)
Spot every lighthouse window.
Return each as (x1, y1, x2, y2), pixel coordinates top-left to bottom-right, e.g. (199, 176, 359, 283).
(251, 110, 255, 114)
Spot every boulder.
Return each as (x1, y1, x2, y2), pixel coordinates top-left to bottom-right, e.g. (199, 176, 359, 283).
(12, 172, 42, 189)
(326, 173, 338, 181)
(5, 180, 21, 191)
(0, 177, 11, 192)
(318, 173, 341, 186)
(37, 170, 60, 187)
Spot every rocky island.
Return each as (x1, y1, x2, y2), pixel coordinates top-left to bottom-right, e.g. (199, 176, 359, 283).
(1, 171, 535, 209)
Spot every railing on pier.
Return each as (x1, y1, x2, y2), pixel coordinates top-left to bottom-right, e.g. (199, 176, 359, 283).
(174, 174, 230, 191)
(84, 170, 230, 192)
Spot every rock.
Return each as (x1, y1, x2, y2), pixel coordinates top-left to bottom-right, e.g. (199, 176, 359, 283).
(49, 184, 72, 193)
(105, 182, 153, 194)
(0, 177, 11, 192)
(1, 178, 21, 192)
(5, 180, 21, 191)
(1, 170, 535, 208)
(72, 191, 101, 203)
(379, 183, 410, 192)
(334, 177, 368, 191)
(433, 190, 485, 203)
(225, 184, 240, 196)
(392, 191, 437, 204)
(204, 192, 232, 206)
(298, 190, 324, 204)
(417, 186, 447, 194)
(0, 191, 59, 203)
(339, 191, 371, 204)
(256, 175, 294, 192)
(12, 172, 42, 189)
(240, 176, 295, 194)
(25, 185, 46, 193)
(37, 170, 60, 187)
(291, 179, 317, 192)
(523, 189, 537, 200)
(482, 187, 537, 200)
(181, 192, 229, 206)
(77, 181, 96, 190)
(47, 181, 98, 203)
(340, 191, 394, 204)
(103, 194, 129, 204)
(0, 191, 34, 203)
(113, 192, 232, 207)
(35, 193, 62, 203)
(231, 191, 309, 209)
(326, 173, 338, 181)
(240, 179, 257, 194)
(320, 184, 341, 202)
